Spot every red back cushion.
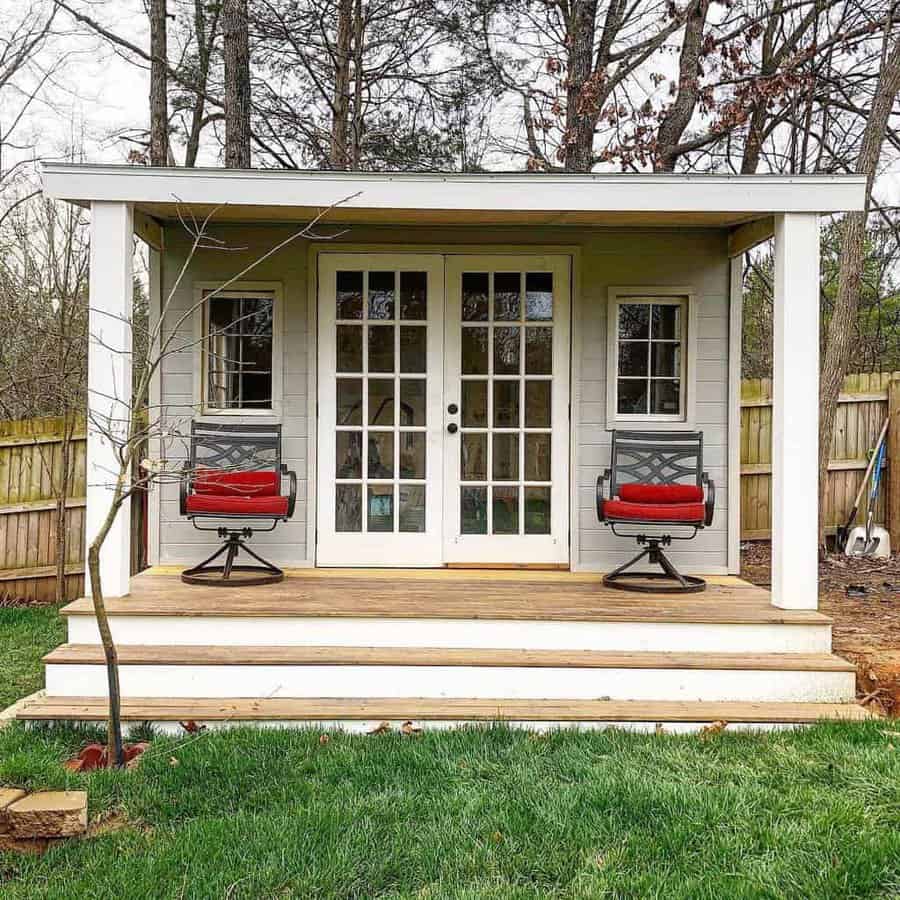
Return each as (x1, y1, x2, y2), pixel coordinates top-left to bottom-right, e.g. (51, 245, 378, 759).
(193, 469, 279, 497)
(618, 483, 703, 504)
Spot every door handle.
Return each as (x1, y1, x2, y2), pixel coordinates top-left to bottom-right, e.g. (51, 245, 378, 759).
(447, 403, 458, 415)
(447, 423, 458, 434)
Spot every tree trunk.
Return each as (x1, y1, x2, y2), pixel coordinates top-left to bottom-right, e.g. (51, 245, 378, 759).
(818, 29, 900, 544)
(149, 0, 168, 166)
(563, 0, 599, 172)
(223, 0, 251, 168)
(654, 0, 709, 172)
(330, 0, 353, 169)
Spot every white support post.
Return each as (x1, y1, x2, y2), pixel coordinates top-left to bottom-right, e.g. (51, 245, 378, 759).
(86, 201, 134, 598)
(771, 213, 820, 610)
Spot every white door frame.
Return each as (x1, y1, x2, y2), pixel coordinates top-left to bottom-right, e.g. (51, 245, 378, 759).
(316, 252, 445, 566)
(442, 254, 571, 564)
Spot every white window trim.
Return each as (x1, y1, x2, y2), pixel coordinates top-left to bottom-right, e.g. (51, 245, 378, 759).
(192, 281, 284, 417)
(606, 286, 697, 431)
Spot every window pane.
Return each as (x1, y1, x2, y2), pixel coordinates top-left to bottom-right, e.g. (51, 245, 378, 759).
(492, 433, 519, 480)
(368, 379, 394, 426)
(525, 381, 551, 427)
(368, 271, 395, 319)
(494, 273, 521, 321)
(336, 271, 363, 319)
(242, 298, 273, 335)
(617, 379, 648, 415)
(399, 379, 426, 426)
(525, 328, 552, 375)
(368, 325, 394, 373)
(651, 343, 680, 377)
(335, 484, 362, 532)
(337, 325, 362, 372)
(208, 297, 241, 334)
(492, 486, 519, 534)
(400, 326, 426, 373)
(618, 341, 648, 377)
(368, 432, 394, 478)
(651, 380, 681, 415)
(399, 432, 425, 478)
(493, 381, 519, 427)
(208, 369, 239, 408)
(462, 327, 488, 375)
(525, 272, 553, 320)
(337, 378, 362, 426)
(462, 273, 489, 321)
(462, 380, 488, 427)
(241, 374, 272, 408)
(241, 336, 272, 373)
(399, 485, 426, 532)
(524, 433, 551, 481)
(493, 327, 520, 375)
(400, 271, 427, 320)
(367, 485, 394, 532)
(619, 304, 649, 339)
(525, 487, 551, 534)
(461, 433, 487, 481)
(652, 304, 681, 339)
(461, 486, 487, 534)
(336, 431, 362, 478)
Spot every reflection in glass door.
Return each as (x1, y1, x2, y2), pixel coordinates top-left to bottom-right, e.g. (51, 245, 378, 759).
(317, 254, 445, 566)
(443, 256, 571, 564)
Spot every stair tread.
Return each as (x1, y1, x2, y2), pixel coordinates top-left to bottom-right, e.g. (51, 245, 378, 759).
(43, 644, 857, 672)
(17, 696, 872, 723)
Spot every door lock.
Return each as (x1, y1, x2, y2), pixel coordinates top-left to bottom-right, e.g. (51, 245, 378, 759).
(447, 403, 458, 415)
(447, 422, 459, 434)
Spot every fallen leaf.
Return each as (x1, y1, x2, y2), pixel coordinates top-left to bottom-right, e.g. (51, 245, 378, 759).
(169, 757, 180, 767)
(318, 733, 330, 745)
(400, 720, 422, 736)
(654, 723, 668, 735)
(368, 721, 391, 735)
(491, 830, 503, 844)
(699, 720, 729, 739)
(179, 720, 206, 734)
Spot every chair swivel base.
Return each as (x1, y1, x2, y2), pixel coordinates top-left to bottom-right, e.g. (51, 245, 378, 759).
(181, 527, 284, 586)
(602, 536, 706, 594)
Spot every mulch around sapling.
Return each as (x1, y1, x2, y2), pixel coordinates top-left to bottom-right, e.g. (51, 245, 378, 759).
(742, 541, 900, 715)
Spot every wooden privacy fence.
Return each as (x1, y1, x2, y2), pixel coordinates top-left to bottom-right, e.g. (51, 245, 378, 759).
(0, 416, 146, 603)
(741, 372, 896, 540)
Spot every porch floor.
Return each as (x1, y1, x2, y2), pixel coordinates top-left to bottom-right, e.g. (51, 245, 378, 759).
(60, 568, 829, 626)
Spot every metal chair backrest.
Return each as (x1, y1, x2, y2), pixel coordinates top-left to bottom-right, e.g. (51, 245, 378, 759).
(608, 430, 704, 497)
(188, 421, 282, 473)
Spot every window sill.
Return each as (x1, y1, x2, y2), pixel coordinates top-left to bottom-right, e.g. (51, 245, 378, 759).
(606, 417, 696, 432)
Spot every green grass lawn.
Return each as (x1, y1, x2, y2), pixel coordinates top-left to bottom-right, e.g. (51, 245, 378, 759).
(0, 604, 66, 710)
(1, 721, 899, 899)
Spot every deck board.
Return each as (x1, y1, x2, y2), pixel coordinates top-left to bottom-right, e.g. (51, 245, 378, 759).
(43, 644, 855, 671)
(16, 696, 870, 723)
(60, 570, 831, 626)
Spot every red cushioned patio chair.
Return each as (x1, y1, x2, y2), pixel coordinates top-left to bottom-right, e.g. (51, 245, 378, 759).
(179, 422, 296, 586)
(596, 430, 715, 594)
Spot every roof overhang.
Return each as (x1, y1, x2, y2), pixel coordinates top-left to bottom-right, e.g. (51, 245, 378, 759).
(40, 163, 867, 230)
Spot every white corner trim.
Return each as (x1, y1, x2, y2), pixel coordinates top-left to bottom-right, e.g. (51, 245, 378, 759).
(727, 258, 743, 574)
(605, 286, 698, 432)
(191, 281, 284, 419)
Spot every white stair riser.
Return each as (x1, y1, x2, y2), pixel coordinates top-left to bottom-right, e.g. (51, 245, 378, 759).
(66, 616, 833, 654)
(45, 664, 855, 703)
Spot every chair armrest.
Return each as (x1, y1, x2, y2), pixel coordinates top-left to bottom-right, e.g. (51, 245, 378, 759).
(179, 462, 192, 517)
(596, 468, 612, 523)
(702, 472, 715, 527)
(281, 464, 298, 518)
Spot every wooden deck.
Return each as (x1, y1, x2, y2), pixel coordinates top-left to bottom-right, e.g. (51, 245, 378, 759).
(60, 568, 830, 626)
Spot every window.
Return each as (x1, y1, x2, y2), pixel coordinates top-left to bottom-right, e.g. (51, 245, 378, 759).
(200, 288, 280, 413)
(607, 290, 695, 427)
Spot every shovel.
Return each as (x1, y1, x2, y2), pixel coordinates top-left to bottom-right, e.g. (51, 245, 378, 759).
(847, 437, 889, 557)
(837, 417, 888, 552)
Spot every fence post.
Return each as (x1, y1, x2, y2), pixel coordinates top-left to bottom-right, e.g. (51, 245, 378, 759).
(889, 377, 900, 542)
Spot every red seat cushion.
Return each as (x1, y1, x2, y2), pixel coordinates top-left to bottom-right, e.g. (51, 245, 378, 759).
(618, 483, 703, 504)
(186, 493, 289, 516)
(193, 469, 279, 497)
(603, 499, 705, 522)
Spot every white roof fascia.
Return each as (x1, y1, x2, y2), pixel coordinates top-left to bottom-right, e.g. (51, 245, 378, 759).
(40, 163, 867, 214)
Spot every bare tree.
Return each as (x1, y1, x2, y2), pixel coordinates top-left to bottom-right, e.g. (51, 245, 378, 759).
(149, 0, 170, 165)
(222, 0, 251, 167)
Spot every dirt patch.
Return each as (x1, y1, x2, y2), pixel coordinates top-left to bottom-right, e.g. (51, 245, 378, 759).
(742, 542, 900, 715)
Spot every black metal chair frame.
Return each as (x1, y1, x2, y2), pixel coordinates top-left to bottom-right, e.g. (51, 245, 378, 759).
(179, 422, 297, 586)
(596, 430, 715, 594)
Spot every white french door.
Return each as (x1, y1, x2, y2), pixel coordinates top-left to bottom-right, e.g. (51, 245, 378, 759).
(317, 253, 445, 566)
(442, 256, 570, 564)
(317, 252, 570, 567)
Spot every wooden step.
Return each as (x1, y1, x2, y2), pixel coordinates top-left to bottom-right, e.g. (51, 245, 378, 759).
(16, 696, 872, 724)
(43, 644, 856, 672)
